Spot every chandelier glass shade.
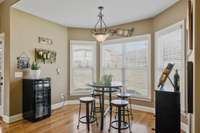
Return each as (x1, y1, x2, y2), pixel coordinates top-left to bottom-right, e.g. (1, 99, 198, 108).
(92, 6, 110, 43)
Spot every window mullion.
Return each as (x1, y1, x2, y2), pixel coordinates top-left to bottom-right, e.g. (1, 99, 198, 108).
(122, 44, 126, 87)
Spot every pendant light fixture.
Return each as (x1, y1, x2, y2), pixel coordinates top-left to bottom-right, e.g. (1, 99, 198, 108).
(92, 6, 135, 43)
(91, 6, 110, 43)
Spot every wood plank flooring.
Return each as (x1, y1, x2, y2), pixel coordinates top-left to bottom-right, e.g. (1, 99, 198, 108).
(0, 105, 183, 133)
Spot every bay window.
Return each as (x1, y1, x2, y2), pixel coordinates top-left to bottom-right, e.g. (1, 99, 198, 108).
(101, 35, 151, 100)
(70, 41, 96, 95)
(155, 21, 185, 111)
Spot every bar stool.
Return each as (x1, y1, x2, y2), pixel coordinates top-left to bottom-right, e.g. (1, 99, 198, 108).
(109, 99, 132, 133)
(77, 97, 97, 131)
(116, 92, 133, 119)
(91, 90, 102, 113)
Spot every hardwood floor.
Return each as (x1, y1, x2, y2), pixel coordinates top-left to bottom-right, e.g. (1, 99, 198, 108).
(0, 105, 183, 133)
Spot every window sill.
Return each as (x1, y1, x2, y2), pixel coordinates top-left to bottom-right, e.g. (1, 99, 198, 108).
(130, 96, 152, 102)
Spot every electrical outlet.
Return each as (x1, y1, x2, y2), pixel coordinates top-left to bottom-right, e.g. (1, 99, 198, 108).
(56, 68, 61, 75)
(60, 93, 65, 107)
(60, 93, 65, 101)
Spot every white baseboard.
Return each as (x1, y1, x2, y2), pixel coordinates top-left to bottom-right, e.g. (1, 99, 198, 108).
(3, 113, 23, 124)
(181, 122, 189, 133)
(51, 100, 79, 110)
(2, 100, 79, 123)
(51, 102, 64, 110)
(131, 104, 155, 114)
(65, 100, 79, 105)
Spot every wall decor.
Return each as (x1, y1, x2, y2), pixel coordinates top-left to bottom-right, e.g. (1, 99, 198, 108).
(110, 28, 134, 37)
(17, 53, 30, 69)
(38, 37, 53, 45)
(188, 0, 193, 50)
(35, 48, 56, 64)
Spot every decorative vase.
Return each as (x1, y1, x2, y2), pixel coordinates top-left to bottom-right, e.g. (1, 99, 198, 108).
(30, 69, 41, 79)
(102, 74, 112, 86)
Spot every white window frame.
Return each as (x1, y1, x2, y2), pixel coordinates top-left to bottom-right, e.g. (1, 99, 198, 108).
(0, 33, 4, 117)
(70, 40, 96, 96)
(100, 34, 152, 101)
(155, 20, 186, 112)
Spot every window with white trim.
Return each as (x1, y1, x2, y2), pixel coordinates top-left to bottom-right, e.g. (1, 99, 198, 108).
(155, 21, 186, 111)
(101, 35, 151, 99)
(70, 41, 96, 95)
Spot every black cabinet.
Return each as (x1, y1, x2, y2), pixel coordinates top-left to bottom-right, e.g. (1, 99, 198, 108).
(155, 90, 180, 133)
(23, 78, 51, 122)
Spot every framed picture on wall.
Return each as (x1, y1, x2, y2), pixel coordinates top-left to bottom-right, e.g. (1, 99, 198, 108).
(17, 53, 30, 69)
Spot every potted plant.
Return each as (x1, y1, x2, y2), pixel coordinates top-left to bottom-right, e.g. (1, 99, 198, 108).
(30, 61, 41, 79)
(102, 74, 112, 86)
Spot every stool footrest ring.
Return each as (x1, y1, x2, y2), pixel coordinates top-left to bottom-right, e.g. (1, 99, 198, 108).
(111, 120, 129, 130)
(79, 116, 96, 124)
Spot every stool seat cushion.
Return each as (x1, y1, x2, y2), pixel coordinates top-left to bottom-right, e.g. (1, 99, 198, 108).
(111, 99, 128, 106)
(116, 93, 131, 98)
(90, 92, 102, 96)
(80, 97, 95, 102)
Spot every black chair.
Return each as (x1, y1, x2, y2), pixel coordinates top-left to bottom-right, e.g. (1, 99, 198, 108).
(116, 92, 133, 119)
(91, 89, 102, 113)
(77, 97, 97, 131)
(109, 99, 132, 133)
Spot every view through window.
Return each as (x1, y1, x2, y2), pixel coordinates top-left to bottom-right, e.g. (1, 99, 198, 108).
(70, 41, 96, 95)
(155, 21, 185, 111)
(101, 35, 151, 99)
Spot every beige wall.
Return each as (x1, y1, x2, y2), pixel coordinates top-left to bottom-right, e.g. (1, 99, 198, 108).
(153, 0, 187, 31)
(111, 19, 154, 38)
(0, 0, 19, 116)
(0, 4, 2, 32)
(10, 8, 68, 115)
(68, 28, 94, 41)
(194, 0, 200, 132)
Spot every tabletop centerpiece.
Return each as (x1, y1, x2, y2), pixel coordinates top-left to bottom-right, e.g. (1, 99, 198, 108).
(95, 74, 113, 86)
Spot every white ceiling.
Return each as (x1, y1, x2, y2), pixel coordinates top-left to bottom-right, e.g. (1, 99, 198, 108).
(13, 0, 179, 28)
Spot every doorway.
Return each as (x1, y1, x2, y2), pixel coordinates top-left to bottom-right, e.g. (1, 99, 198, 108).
(0, 33, 4, 117)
